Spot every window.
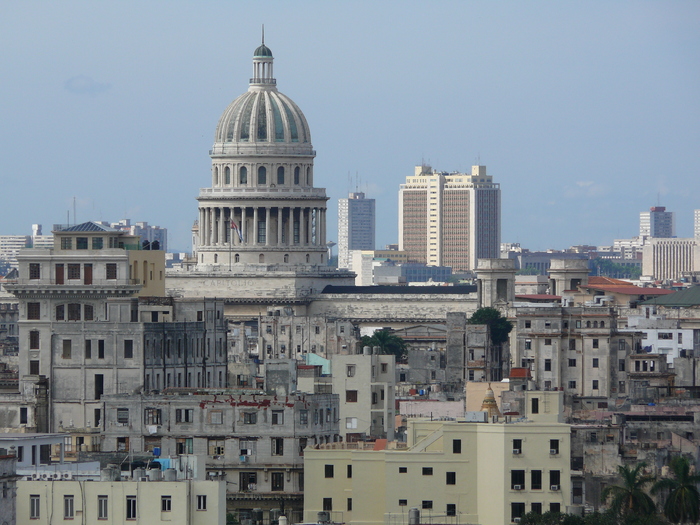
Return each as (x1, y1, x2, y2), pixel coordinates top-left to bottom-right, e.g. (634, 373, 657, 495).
(346, 364, 355, 377)
(346, 390, 358, 402)
(659, 332, 673, 340)
(531, 469, 542, 490)
(68, 264, 81, 279)
(525, 339, 532, 350)
(277, 166, 285, 185)
(271, 472, 284, 492)
(550, 503, 561, 513)
(569, 339, 576, 350)
(446, 504, 456, 516)
(20, 407, 28, 424)
(209, 438, 225, 456)
(446, 471, 456, 485)
(422, 501, 433, 510)
(568, 358, 576, 367)
(98, 340, 105, 359)
(56, 304, 65, 320)
(300, 410, 308, 425)
(68, 303, 81, 321)
(61, 237, 72, 249)
(511, 470, 525, 489)
(119, 339, 133, 359)
(592, 380, 599, 390)
(568, 380, 577, 389)
(240, 166, 248, 184)
(294, 167, 300, 185)
(619, 359, 626, 372)
(62, 339, 72, 359)
(243, 411, 257, 424)
(678, 333, 683, 343)
(531, 397, 539, 414)
(98, 495, 108, 519)
(511, 502, 525, 522)
(28, 302, 40, 320)
(399, 467, 407, 473)
(117, 408, 129, 424)
(197, 495, 207, 511)
(92, 237, 103, 249)
(545, 338, 552, 346)
(105, 263, 117, 280)
(30, 360, 40, 375)
(272, 410, 284, 425)
(347, 498, 353, 512)
(453, 439, 462, 454)
(544, 359, 551, 371)
(347, 464, 352, 478)
(176, 409, 193, 423)
(531, 503, 542, 515)
(592, 358, 599, 368)
(29, 331, 40, 349)
(76, 237, 88, 249)
(323, 498, 332, 511)
(524, 321, 531, 328)
(592, 339, 599, 349)
(619, 381, 626, 394)
(271, 437, 284, 456)
(144, 408, 162, 425)
(209, 410, 223, 425)
(513, 439, 522, 454)
(399, 499, 407, 506)
(161, 495, 172, 512)
(29, 263, 41, 280)
(126, 496, 137, 520)
(63, 495, 75, 518)
(381, 363, 388, 373)
(325, 464, 334, 478)
(550, 439, 560, 455)
(422, 467, 433, 476)
(550, 470, 561, 489)
(84, 304, 94, 321)
(30, 494, 40, 519)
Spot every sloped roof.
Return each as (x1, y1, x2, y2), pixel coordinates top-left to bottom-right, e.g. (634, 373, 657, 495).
(509, 367, 532, 379)
(59, 221, 116, 233)
(515, 294, 561, 301)
(580, 283, 674, 296)
(641, 285, 700, 307)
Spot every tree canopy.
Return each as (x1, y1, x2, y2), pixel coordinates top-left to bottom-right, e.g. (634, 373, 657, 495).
(360, 329, 408, 360)
(652, 455, 700, 524)
(602, 463, 656, 520)
(468, 307, 513, 345)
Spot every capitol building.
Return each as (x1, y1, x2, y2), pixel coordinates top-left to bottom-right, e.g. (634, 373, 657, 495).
(169, 41, 354, 300)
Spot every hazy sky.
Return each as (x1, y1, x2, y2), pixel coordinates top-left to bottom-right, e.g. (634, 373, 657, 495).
(2, 2, 699, 252)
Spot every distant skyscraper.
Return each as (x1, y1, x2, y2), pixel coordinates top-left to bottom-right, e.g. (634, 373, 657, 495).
(338, 192, 375, 269)
(694, 210, 700, 239)
(639, 206, 675, 238)
(399, 165, 501, 272)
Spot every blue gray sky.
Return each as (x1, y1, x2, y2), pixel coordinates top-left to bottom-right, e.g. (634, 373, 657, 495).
(1, 2, 699, 252)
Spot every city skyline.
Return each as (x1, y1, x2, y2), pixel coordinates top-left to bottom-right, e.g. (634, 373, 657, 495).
(1, 2, 698, 252)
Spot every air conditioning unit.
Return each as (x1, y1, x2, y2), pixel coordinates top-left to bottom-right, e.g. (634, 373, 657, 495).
(512, 449, 521, 455)
(139, 477, 148, 482)
(514, 518, 522, 523)
(551, 484, 560, 491)
(513, 485, 523, 490)
(550, 449, 558, 455)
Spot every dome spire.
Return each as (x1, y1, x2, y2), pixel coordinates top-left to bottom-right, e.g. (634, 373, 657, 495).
(252, 32, 275, 87)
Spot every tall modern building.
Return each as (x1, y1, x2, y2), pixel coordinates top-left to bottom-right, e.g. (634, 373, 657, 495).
(399, 165, 500, 272)
(640, 206, 675, 238)
(194, 41, 328, 267)
(337, 192, 375, 269)
(694, 209, 700, 239)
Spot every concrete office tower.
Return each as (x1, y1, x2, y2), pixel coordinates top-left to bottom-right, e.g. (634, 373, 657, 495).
(195, 41, 328, 267)
(640, 206, 675, 238)
(399, 165, 501, 272)
(695, 210, 700, 239)
(338, 192, 375, 269)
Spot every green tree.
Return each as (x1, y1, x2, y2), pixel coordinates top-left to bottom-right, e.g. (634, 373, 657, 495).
(602, 463, 656, 519)
(468, 307, 513, 345)
(651, 456, 700, 524)
(360, 329, 408, 360)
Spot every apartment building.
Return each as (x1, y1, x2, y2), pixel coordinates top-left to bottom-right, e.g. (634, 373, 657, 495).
(338, 192, 375, 269)
(304, 391, 571, 525)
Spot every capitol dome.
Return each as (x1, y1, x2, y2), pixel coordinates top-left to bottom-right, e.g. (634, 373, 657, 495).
(213, 43, 312, 153)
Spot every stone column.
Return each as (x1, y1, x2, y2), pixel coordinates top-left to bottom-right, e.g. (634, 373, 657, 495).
(265, 207, 271, 246)
(289, 207, 295, 245)
(230, 207, 235, 245)
(218, 207, 225, 245)
(241, 207, 247, 244)
(206, 208, 212, 245)
(253, 207, 259, 245)
(306, 207, 312, 246)
(277, 207, 283, 245)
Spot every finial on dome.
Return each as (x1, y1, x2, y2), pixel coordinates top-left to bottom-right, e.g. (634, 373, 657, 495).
(480, 383, 502, 419)
(262, 24, 265, 45)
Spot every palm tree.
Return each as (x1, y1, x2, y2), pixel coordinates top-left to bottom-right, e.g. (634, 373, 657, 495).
(361, 329, 408, 360)
(602, 463, 656, 519)
(652, 456, 700, 524)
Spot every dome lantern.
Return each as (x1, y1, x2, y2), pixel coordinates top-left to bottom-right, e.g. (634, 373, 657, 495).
(251, 30, 275, 86)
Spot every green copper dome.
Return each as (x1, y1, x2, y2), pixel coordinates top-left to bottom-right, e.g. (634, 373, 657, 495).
(254, 44, 273, 58)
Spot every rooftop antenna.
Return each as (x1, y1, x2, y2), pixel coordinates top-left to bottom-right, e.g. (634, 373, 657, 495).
(73, 197, 76, 226)
(262, 24, 265, 45)
(355, 172, 359, 192)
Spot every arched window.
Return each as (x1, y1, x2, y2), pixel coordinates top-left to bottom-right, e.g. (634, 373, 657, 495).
(234, 254, 240, 263)
(258, 166, 267, 185)
(225, 166, 231, 184)
(240, 166, 248, 185)
(586, 321, 591, 328)
(593, 321, 598, 328)
(214, 166, 219, 185)
(277, 166, 285, 185)
(214, 254, 218, 263)
(294, 166, 300, 185)
(259, 254, 265, 263)
(306, 167, 311, 185)
(284, 254, 289, 263)
(600, 321, 605, 328)
(306, 254, 310, 263)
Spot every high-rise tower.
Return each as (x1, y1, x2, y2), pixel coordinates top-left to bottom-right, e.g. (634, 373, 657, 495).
(338, 192, 375, 269)
(195, 41, 328, 267)
(639, 206, 675, 238)
(398, 165, 500, 272)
